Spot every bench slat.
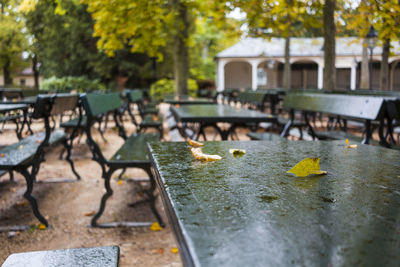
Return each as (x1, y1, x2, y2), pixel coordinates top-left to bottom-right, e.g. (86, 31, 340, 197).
(0, 130, 66, 167)
(110, 133, 159, 163)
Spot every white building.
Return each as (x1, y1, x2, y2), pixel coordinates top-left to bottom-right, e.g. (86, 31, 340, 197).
(216, 37, 400, 91)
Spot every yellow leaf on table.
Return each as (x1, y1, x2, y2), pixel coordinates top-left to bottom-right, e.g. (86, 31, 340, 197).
(229, 148, 246, 156)
(37, 223, 47, 230)
(188, 138, 204, 147)
(345, 139, 357, 148)
(18, 145, 24, 150)
(171, 247, 179, 254)
(190, 147, 221, 162)
(84, 211, 96, 216)
(117, 180, 123, 185)
(150, 222, 163, 231)
(0, 153, 5, 158)
(287, 158, 327, 177)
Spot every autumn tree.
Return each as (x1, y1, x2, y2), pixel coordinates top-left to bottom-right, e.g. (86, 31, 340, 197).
(347, 0, 400, 90)
(0, 0, 28, 86)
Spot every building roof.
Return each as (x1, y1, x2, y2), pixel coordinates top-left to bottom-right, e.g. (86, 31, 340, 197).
(217, 37, 400, 58)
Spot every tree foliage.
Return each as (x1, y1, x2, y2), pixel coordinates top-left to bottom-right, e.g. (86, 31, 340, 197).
(0, 0, 28, 85)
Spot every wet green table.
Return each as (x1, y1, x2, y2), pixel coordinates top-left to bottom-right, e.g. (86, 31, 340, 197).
(0, 103, 29, 139)
(164, 95, 215, 105)
(149, 140, 400, 267)
(170, 104, 277, 140)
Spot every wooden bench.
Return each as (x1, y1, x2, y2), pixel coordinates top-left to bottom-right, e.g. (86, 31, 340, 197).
(2, 246, 119, 267)
(281, 93, 390, 145)
(80, 93, 164, 227)
(0, 94, 81, 229)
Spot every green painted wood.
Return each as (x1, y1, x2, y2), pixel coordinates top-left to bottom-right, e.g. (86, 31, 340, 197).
(60, 116, 87, 128)
(82, 93, 123, 117)
(141, 114, 162, 126)
(128, 90, 143, 103)
(0, 104, 27, 113)
(50, 94, 79, 115)
(171, 104, 276, 124)
(164, 95, 215, 105)
(149, 140, 400, 267)
(110, 133, 159, 163)
(2, 246, 119, 267)
(0, 130, 66, 168)
(283, 93, 386, 120)
(236, 91, 265, 104)
(246, 132, 284, 141)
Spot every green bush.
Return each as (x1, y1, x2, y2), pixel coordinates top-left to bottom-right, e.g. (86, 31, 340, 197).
(149, 78, 198, 101)
(40, 76, 106, 92)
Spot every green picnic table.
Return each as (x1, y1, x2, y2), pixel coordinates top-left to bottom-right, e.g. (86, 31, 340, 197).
(163, 95, 215, 105)
(149, 140, 400, 267)
(170, 104, 277, 140)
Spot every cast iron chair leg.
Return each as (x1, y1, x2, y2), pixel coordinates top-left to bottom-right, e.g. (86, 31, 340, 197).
(91, 168, 116, 227)
(19, 168, 49, 227)
(62, 139, 81, 180)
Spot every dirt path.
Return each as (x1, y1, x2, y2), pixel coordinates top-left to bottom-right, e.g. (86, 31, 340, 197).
(0, 121, 181, 266)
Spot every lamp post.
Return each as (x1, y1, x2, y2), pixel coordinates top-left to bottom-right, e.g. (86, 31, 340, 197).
(365, 26, 378, 90)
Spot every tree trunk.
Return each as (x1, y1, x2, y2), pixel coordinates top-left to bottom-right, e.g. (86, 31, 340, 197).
(32, 54, 40, 90)
(283, 36, 291, 90)
(3, 59, 12, 86)
(360, 39, 369, 89)
(172, 0, 189, 96)
(323, 0, 336, 91)
(380, 38, 390, 91)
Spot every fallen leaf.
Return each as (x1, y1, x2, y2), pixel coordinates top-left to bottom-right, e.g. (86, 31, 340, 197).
(9, 188, 16, 193)
(138, 192, 143, 197)
(16, 200, 28, 207)
(35, 140, 41, 144)
(157, 248, 164, 255)
(345, 139, 357, 148)
(229, 148, 246, 156)
(287, 158, 327, 177)
(117, 180, 123, 185)
(171, 247, 179, 254)
(188, 139, 204, 147)
(190, 147, 221, 162)
(18, 145, 24, 150)
(84, 211, 96, 216)
(149, 222, 163, 231)
(37, 223, 47, 230)
(0, 153, 5, 157)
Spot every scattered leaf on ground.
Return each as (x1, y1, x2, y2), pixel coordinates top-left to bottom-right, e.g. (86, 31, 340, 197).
(287, 158, 327, 177)
(0, 153, 5, 157)
(117, 180, 123, 185)
(345, 139, 357, 148)
(138, 192, 143, 197)
(229, 149, 246, 156)
(157, 248, 164, 255)
(150, 222, 163, 231)
(188, 138, 204, 147)
(171, 247, 179, 254)
(37, 223, 47, 230)
(9, 188, 16, 192)
(16, 200, 28, 207)
(18, 145, 24, 150)
(84, 211, 96, 216)
(190, 147, 221, 162)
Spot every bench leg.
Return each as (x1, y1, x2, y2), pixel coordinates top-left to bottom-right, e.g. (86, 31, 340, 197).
(18, 168, 49, 227)
(91, 167, 116, 227)
(62, 139, 81, 180)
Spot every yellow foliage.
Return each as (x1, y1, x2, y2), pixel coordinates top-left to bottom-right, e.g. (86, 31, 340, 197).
(345, 139, 357, 148)
(150, 222, 163, 231)
(171, 247, 179, 254)
(287, 158, 327, 177)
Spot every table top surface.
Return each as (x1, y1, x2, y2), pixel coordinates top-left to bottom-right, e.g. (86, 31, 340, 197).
(0, 103, 28, 112)
(170, 104, 276, 123)
(2, 246, 119, 267)
(164, 95, 215, 105)
(149, 140, 400, 267)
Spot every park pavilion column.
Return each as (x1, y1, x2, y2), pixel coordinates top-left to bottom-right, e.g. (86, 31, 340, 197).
(251, 60, 258, 90)
(317, 63, 324, 89)
(350, 62, 357, 90)
(217, 59, 228, 92)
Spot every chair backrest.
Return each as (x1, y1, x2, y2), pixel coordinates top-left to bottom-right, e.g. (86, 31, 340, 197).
(81, 93, 123, 117)
(51, 94, 79, 115)
(0, 88, 23, 100)
(31, 95, 53, 119)
(127, 90, 143, 103)
(283, 93, 386, 120)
